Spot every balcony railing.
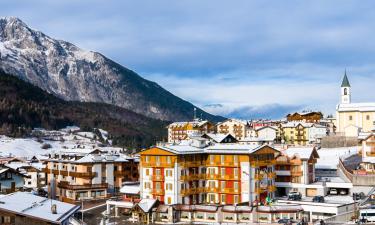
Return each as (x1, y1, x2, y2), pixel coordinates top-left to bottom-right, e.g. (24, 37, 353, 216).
(291, 170, 303, 176)
(152, 189, 165, 195)
(206, 174, 220, 179)
(251, 159, 276, 167)
(58, 181, 108, 190)
(142, 162, 174, 168)
(220, 188, 240, 194)
(44, 168, 96, 178)
(151, 175, 164, 181)
(180, 174, 200, 181)
(205, 187, 219, 192)
(179, 161, 202, 168)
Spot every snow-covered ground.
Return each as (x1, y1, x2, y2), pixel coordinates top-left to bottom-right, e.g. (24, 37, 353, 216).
(316, 146, 359, 169)
(0, 127, 121, 159)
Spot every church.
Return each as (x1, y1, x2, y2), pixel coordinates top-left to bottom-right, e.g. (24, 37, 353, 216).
(336, 72, 375, 137)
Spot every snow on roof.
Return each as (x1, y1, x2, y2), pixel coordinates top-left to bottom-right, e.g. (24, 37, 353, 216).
(0, 192, 80, 223)
(137, 198, 157, 213)
(203, 133, 232, 143)
(337, 102, 375, 112)
(120, 183, 140, 194)
(283, 147, 317, 160)
(316, 147, 358, 169)
(156, 142, 278, 155)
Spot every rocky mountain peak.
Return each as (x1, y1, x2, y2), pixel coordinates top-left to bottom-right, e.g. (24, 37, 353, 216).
(0, 17, 223, 122)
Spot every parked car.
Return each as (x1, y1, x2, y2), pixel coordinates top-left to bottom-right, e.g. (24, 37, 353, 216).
(278, 218, 290, 224)
(329, 189, 338, 195)
(288, 191, 302, 201)
(339, 189, 347, 195)
(313, 195, 325, 203)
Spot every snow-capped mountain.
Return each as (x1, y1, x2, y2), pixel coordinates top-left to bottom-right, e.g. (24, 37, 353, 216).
(0, 17, 223, 122)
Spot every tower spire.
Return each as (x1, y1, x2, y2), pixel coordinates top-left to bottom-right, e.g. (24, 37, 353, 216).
(341, 69, 351, 87)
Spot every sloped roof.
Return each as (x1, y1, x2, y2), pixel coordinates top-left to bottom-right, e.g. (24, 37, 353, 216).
(283, 147, 319, 160)
(0, 192, 80, 224)
(341, 72, 351, 87)
(137, 199, 158, 213)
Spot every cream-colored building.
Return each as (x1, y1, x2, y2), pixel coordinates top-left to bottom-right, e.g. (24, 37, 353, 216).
(336, 72, 375, 137)
(216, 119, 249, 140)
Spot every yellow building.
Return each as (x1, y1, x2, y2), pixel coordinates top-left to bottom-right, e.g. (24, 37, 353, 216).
(336, 72, 375, 137)
(139, 140, 280, 206)
(279, 122, 309, 146)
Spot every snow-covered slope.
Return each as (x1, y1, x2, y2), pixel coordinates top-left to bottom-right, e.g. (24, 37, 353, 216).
(0, 17, 223, 122)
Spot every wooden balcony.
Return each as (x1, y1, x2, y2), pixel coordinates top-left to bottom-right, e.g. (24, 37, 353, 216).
(181, 187, 203, 196)
(142, 162, 174, 168)
(220, 188, 240, 194)
(219, 174, 240, 180)
(251, 159, 276, 167)
(114, 170, 130, 176)
(179, 161, 202, 168)
(152, 189, 165, 195)
(267, 172, 276, 179)
(268, 185, 277, 192)
(180, 174, 200, 181)
(57, 181, 108, 190)
(205, 187, 219, 192)
(291, 170, 303, 176)
(206, 174, 220, 179)
(44, 168, 96, 178)
(151, 175, 164, 181)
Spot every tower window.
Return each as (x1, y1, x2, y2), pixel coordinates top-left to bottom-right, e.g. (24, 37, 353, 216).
(366, 115, 370, 120)
(349, 115, 353, 121)
(344, 88, 348, 95)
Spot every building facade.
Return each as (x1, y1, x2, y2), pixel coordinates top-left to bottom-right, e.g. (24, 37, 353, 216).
(139, 141, 279, 206)
(216, 119, 249, 140)
(336, 72, 375, 136)
(167, 120, 214, 143)
(45, 150, 139, 204)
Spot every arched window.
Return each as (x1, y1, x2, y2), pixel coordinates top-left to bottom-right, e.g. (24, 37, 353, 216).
(344, 88, 348, 95)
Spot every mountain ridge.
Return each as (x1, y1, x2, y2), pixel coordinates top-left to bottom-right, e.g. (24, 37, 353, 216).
(0, 69, 168, 148)
(0, 17, 224, 122)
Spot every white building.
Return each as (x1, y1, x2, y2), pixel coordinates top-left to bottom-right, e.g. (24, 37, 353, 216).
(336, 72, 375, 137)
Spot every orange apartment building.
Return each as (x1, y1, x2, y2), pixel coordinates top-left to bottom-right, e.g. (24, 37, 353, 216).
(139, 139, 280, 206)
(44, 150, 139, 204)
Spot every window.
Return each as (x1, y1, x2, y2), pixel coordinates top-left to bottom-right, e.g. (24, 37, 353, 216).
(166, 183, 173, 191)
(221, 194, 226, 204)
(145, 156, 150, 163)
(144, 182, 151, 189)
(156, 182, 161, 190)
(209, 181, 215, 188)
(234, 195, 239, 204)
(221, 181, 226, 191)
(344, 88, 348, 95)
(210, 155, 215, 164)
(221, 155, 225, 164)
(234, 155, 238, 164)
(166, 169, 172, 177)
(234, 182, 239, 191)
(145, 169, 149, 176)
(156, 169, 161, 176)
(367, 115, 371, 120)
(167, 156, 171, 164)
(221, 168, 226, 177)
(167, 197, 172, 204)
(234, 168, 239, 178)
(349, 115, 353, 121)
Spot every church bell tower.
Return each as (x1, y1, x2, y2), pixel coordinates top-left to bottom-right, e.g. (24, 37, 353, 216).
(341, 70, 351, 104)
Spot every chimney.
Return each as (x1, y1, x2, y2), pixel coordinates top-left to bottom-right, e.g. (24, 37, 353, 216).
(51, 204, 57, 214)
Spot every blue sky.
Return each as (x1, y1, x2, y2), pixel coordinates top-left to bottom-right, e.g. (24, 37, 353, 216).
(1, 0, 375, 119)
